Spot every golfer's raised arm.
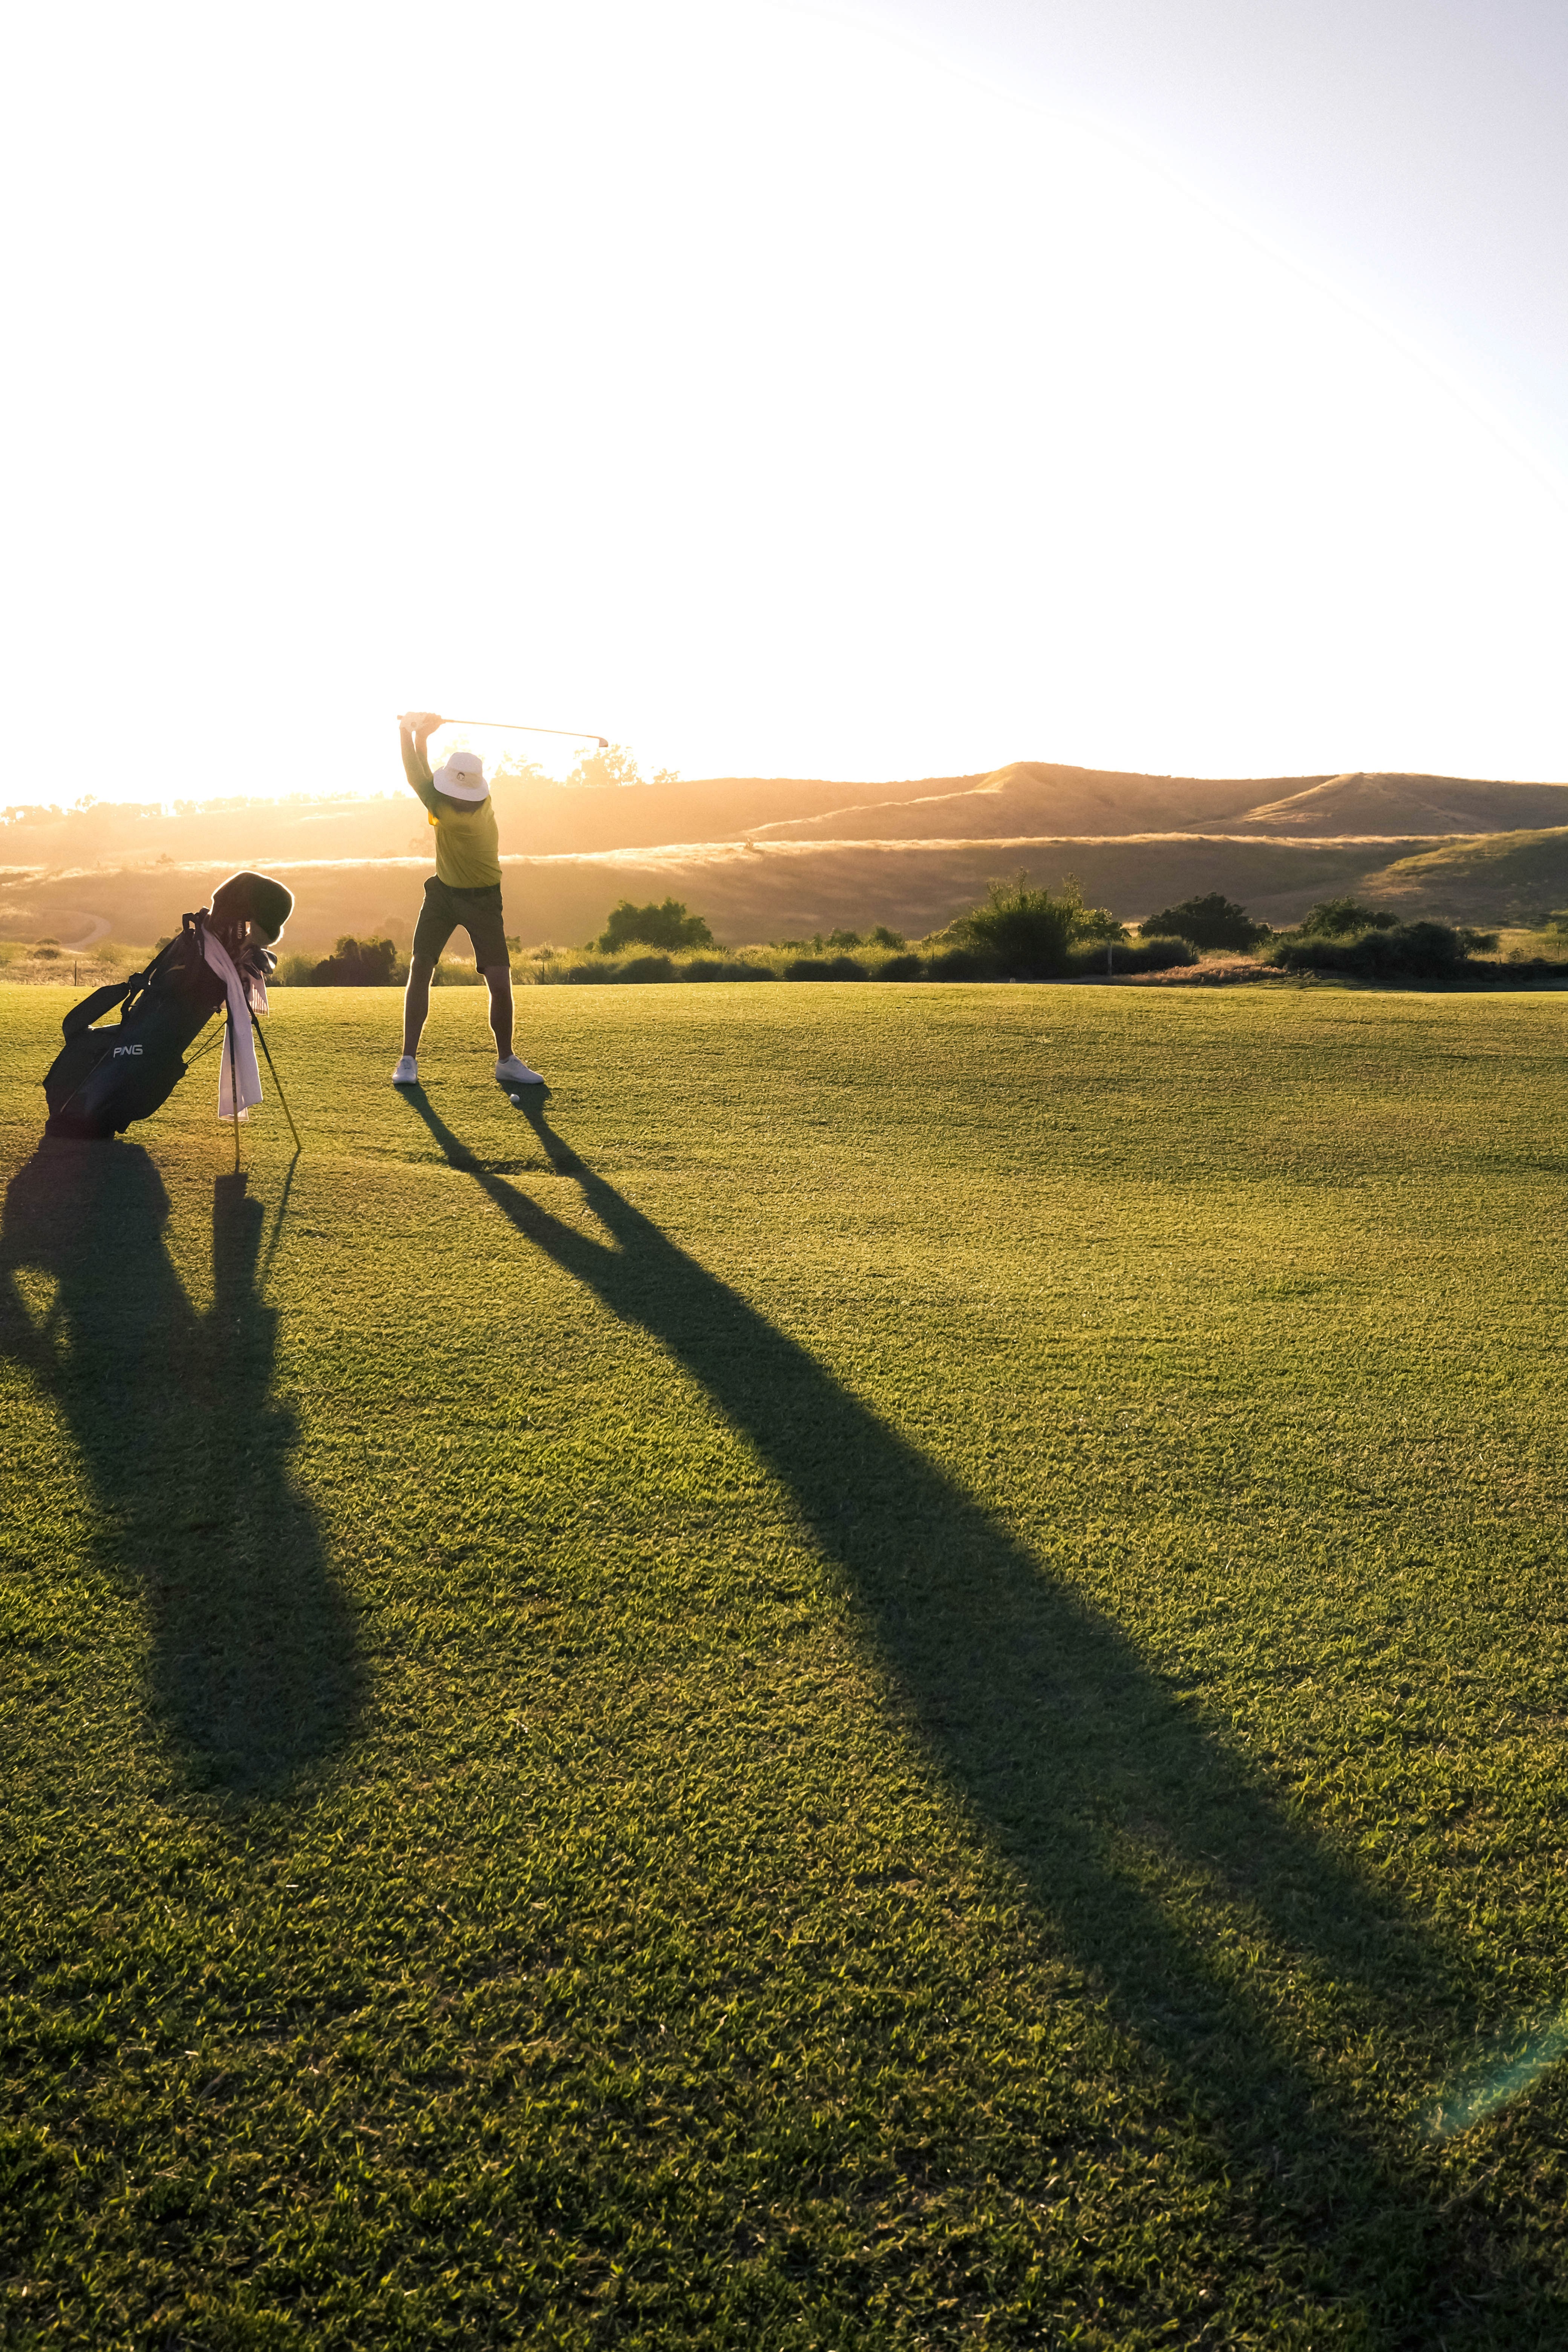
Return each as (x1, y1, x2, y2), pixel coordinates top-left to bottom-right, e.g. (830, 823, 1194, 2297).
(398, 711, 439, 797)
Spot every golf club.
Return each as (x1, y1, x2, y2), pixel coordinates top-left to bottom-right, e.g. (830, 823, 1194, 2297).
(408, 715, 609, 749)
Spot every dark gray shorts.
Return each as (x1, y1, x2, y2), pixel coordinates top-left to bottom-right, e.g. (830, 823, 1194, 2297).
(413, 878, 508, 969)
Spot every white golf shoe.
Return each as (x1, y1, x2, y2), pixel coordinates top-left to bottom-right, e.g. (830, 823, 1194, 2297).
(495, 1055, 544, 1087)
(391, 1055, 418, 1086)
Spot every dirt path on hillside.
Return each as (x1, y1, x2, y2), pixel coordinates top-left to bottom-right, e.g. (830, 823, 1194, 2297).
(57, 914, 111, 950)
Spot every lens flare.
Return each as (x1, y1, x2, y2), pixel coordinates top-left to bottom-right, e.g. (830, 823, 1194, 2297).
(1427, 2015, 1568, 2138)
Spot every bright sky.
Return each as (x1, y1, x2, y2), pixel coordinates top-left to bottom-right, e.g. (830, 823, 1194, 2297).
(6, 0, 1565, 802)
(851, 0, 1568, 476)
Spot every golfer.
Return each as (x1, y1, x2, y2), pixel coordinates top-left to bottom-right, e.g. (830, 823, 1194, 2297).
(392, 712, 542, 1090)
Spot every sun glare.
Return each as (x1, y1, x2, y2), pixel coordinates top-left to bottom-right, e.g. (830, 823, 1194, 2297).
(1428, 2014, 1568, 2140)
(5, 0, 1564, 802)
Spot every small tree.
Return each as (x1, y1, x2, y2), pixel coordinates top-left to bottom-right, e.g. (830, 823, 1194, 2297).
(596, 898, 715, 953)
(1071, 904, 1130, 944)
(1141, 893, 1266, 950)
(310, 936, 402, 985)
(1297, 898, 1397, 939)
(566, 743, 645, 790)
(564, 744, 680, 791)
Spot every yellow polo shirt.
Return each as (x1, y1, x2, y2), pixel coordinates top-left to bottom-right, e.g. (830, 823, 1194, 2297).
(411, 778, 502, 890)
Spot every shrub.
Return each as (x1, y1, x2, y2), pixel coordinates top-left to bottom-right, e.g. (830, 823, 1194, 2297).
(879, 954, 923, 980)
(1141, 893, 1266, 949)
(545, 956, 777, 985)
(682, 959, 776, 982)
(1067, 937, 1198, 975)
(614, 955, 675, 983)
(94, 941, 143, 973)
(948, 873, 1125, 974)
(1296, 898, 1398, 939)
(309, 936, 403, 985)
(956, 876, 1081, 977)
(1269, 920, 1470, 981)
(925, 946, 995, 980)
(596, 898, 714, 953)
(786, 955, 867, 980)
(1499, 953, 1568, 979)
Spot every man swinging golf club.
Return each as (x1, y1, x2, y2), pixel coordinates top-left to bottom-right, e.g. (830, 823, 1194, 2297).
(391, 712, 543, 1090)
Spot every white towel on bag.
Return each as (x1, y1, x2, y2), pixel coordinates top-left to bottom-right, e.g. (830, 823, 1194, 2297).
(200, 929, 265, 1120)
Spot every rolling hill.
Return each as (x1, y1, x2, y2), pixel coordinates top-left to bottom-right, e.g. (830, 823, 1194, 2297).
(1355, 826, 1568, 924)
(0, 835, 1458, 957)
(3, 760, 1565, 953)
(740, 763, 1568, 845)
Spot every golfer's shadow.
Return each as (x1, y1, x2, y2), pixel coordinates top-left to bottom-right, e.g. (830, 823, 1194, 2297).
(0, 1142, 361, 1796)
(404, 1087, 1560, 2337)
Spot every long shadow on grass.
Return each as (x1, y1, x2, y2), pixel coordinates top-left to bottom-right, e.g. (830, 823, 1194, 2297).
(0, 1142, 361, 1795)
(404, 1089, 1556, 2343)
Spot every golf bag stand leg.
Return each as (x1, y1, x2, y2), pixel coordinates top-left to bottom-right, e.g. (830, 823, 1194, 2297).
(250, 1012, 302, 1151)
(226, 1013, 242, 1172)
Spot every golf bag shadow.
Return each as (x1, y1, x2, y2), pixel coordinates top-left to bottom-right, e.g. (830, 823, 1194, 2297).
(43, 916, 229, 1141)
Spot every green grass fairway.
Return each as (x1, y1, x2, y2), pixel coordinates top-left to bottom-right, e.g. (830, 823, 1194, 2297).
(6, 983, 1568, 2348)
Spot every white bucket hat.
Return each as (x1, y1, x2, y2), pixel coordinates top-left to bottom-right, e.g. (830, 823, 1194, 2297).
(432, 749, 488, 802)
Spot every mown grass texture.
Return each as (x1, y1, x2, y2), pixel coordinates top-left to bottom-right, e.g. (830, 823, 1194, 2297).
(4, 982, 1568, 2349)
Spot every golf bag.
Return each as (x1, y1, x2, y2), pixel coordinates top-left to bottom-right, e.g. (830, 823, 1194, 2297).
(43, 913, 234, 1140)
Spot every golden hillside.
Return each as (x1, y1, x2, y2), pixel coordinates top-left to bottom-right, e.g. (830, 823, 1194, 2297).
(3, 761, 1564, 953)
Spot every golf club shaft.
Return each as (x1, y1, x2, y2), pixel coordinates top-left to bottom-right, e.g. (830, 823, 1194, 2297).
(434, 718, 610, 748)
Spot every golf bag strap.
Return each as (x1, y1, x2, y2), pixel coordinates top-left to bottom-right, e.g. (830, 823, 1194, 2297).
(59, 923, 212, 1044)
(61, 978, 136, 1039)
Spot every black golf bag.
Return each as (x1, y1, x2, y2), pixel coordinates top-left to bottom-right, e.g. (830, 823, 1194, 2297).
(43, 914, 232, 1140)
